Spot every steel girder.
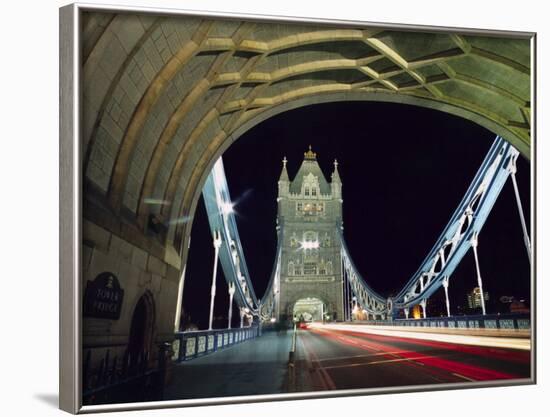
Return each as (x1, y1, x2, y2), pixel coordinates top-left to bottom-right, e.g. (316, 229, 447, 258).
(393, 137, 519, 310)
(201, 136, 519, 321)
(258, 225, 283, 321)
(202, 158, 259, 314)
(338, 229, 388, 316)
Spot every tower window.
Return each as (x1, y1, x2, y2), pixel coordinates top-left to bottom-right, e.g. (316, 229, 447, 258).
(312, 188, 317, 196)
(303, 262, 317, 275)
(305, 187, 310, 196)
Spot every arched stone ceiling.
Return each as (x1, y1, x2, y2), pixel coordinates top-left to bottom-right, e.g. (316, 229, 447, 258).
(82, 11, 531, 257)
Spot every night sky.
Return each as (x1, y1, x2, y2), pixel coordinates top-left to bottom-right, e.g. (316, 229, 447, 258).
(181, 102, 531, 329)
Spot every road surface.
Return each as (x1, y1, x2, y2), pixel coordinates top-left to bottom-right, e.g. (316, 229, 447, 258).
(295, 324, 531, 391)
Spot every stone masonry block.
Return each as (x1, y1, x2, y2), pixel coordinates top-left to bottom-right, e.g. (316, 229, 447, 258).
(147, 255, 167, 276)
(109, 234, 133, 263)
(151, 274, 162, 294)
(87, 248, 119, 283)
(83, 219, 111, 252)
(82, 243, 94, 271)
(114, 15, 145, 54)
(131, 246, 148, 271)
(98, 36, 126, 81)
(138, 270, 153, 287)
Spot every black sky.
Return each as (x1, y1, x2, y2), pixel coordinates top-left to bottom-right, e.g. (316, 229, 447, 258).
(182, 101, 531, 329)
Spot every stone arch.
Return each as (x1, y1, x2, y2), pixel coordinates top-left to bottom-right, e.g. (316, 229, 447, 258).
(168, 87, 530, 255)
(283, 289, 339, 321)
(82, 15, 531, 235)
(80, 12, 531, 350)
(293, 297, 326, 322)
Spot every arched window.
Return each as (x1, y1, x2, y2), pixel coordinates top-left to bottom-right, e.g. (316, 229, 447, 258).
(305, 187, 310, 196)
(326, 261, 333, 275)
(288, 261, 295, 275)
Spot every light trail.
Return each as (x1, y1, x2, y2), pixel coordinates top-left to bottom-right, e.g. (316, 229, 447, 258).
(306, 325, 525, 382)
(309, 323, 531, 351)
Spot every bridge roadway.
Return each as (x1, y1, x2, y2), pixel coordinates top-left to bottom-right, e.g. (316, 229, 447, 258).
(297, 323, 531, 391)
(163, 323, 530, 401)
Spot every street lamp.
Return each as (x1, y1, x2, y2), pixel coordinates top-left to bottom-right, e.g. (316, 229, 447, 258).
(221, 201, 234, 215)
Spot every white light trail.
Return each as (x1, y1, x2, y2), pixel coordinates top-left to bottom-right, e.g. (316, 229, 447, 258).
(309, 323, 531, 351)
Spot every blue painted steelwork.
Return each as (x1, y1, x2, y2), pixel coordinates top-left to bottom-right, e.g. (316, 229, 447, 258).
(392, 137, 519, 310)
(347, 313, 530, 331)
(174, 326, 261, 362)
(202, 158, 259, 313)
(200, 136, 520, 322)
(259, 224, 284, 321)
(392, 313, 530, 330)
(338, 231, 387, 316)
(328, 136, 519, 318)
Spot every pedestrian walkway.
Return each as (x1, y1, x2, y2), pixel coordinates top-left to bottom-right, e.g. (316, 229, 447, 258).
(164, 329, 293, 400)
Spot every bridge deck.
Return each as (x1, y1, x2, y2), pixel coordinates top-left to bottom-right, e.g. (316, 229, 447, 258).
(296, 324, 531, 392)
(310, 323, 531, 350)
(164, 329, 293, 400)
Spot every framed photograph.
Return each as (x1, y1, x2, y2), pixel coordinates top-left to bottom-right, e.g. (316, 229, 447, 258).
(60, 2, 535, 413)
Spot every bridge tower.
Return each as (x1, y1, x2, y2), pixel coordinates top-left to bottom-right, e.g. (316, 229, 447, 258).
(277, 146, 344, 323)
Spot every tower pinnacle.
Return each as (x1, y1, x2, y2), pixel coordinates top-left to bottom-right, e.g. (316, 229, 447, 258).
(279, 155, 289, 182)
(304, 145, 317, 160)
(332, 159, 341, 183)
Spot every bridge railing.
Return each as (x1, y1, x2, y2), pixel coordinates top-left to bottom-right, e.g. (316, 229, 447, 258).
(173, 326, 260, 362)
(351, 313, 530, 331)
(393, 313, 530, 331)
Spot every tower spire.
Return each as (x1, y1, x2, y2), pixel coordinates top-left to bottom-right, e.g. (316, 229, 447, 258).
(331, 159, 341, 183)
(279, 156, 289, 181)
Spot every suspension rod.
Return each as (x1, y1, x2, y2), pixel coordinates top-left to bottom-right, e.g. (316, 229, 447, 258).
(209, 231, 222, 330)
(511, 171, 532, 263)
(471, 233, 487, 315)
(442, 276, 451, 318)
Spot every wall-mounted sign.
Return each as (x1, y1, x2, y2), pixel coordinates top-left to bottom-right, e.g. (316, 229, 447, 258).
(83, 272, 124, 320)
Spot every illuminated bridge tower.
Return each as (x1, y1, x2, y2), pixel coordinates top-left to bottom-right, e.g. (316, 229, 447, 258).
(277, 146, 344, 323)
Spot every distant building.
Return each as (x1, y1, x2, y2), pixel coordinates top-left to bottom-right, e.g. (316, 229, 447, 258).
(510, 300, 530, 313)
(411, 304, 422, 319)
(499, 295, 529, 314)
(467, 287, 489, 309)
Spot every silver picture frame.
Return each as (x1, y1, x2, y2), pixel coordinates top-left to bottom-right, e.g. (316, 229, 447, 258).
(60, 2, 537, 413)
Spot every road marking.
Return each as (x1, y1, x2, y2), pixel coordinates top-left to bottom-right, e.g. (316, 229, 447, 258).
(452, 373, 476, 382)
(322, 356, 433, 370)
(299, 331, 337, 390)
(319, 351, 408, 362)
